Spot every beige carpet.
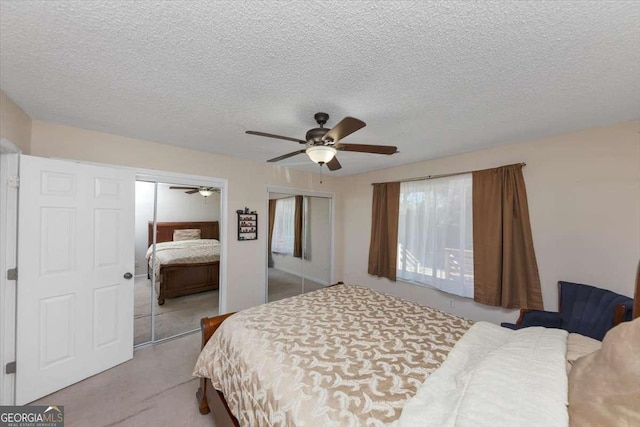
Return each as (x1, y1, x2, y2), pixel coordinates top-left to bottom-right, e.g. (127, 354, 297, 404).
(267, 268, 326, 302)
(32, 332, 215, 427)
(135, 277, 219, 345)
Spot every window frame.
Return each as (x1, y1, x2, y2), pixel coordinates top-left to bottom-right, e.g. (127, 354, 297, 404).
(396, 173, 474, 298)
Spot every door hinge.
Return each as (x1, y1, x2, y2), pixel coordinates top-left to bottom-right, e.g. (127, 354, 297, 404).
(5, 361, 16, 374)
(6, 268, 17, 280)
(8, 176, 19, 188)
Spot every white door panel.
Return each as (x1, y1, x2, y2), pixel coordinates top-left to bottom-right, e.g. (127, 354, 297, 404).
(16, 155, 135, 404)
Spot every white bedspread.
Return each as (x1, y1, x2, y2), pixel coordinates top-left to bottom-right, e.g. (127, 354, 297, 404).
(398, 322, 568, 427)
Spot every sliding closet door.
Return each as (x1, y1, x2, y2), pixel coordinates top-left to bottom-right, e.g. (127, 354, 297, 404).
(133, 181, 155, 346)
(268, 194, 304, 301)
(134, 180, 221, 345)
(152, 182, 221, 341)
(267, 192, 332, 302)
(302, 196, 332, 292)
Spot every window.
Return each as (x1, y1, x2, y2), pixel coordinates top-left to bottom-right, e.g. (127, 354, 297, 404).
(396, 174, 474, 298)
(271, 197, 295, 255)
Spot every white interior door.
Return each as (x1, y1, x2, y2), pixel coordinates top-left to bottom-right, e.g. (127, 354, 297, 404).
(16, 155, 135, 404)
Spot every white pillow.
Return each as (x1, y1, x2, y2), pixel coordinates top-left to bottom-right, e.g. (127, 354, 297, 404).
(173, 229, 201, 241)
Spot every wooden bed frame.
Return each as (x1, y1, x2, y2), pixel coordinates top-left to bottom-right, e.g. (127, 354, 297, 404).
(148, 221, 220, 305)
(196, 264, 640, 425)
(196, 313, 240, 427)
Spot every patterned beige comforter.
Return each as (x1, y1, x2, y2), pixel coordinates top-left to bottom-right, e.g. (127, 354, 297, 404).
(146, 239, 220, 282)
(193, 284, 472, 426)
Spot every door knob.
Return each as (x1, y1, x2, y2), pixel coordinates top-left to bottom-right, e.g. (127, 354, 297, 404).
(123, 272, 133, 280)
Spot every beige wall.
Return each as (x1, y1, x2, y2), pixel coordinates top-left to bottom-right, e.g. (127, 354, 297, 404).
(0, 90, 31, 153)
(30, 120, 341, 312)
(338, 120, 640, 324)
(29, 118, 640, 324)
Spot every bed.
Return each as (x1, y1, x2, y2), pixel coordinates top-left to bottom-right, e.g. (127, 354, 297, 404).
(194, 269, 640, 426)
(147, 221, 220, 305)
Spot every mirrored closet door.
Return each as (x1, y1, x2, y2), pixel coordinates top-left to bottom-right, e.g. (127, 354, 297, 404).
(134, 181, 222, 346)
(267, 192, 332, 302)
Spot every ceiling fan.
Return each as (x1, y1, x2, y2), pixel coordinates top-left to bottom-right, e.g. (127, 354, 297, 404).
(169, 186, 220, 197)
(246, 112, 398, 171)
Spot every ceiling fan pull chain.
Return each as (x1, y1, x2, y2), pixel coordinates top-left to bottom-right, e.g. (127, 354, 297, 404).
(319, 163, 323, 184)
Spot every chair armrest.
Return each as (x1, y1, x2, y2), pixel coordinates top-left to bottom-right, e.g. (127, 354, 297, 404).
(515, 308, 530, 325)
(613, 300, 634, 326)
(520, 310, 563, 328)
(500, 322, 526, 331)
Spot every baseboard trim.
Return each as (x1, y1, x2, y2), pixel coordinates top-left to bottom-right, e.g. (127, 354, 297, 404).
(269, 267, 329, 286)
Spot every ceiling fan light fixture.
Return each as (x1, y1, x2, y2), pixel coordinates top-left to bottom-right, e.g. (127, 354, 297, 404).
(198, 189, 214, 197)
(306, 145, 337, 164)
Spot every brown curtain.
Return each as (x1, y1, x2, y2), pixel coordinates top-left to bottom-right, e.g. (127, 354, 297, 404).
(368, 182, 401, 280)
(472, 164, 543, 309)
(268, 199, 277, 268)
(293, 195, 303, 258)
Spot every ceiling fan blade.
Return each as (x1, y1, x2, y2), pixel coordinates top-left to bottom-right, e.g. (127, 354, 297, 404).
(323, 117, 366, 142)
(246, 131, 307, 144)
(326, 156, 342, 171)
(267, 149, 307, 163)
(336, 143, 397, 155)
(186, 189, 200, 194)
(170, 186, 199, 190)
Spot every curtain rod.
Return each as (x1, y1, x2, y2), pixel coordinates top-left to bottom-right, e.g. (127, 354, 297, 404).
(371, 162, 526, 186)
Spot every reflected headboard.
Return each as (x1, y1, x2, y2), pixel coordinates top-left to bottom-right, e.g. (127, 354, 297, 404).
(148, 221, 220, 246)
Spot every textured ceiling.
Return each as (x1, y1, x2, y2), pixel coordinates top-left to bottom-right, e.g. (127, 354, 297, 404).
(1, 1, 639, 176)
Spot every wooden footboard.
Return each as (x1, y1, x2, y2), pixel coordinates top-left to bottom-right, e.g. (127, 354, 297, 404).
(158, 261, 220, 305)
(148, 220, 221, 305)
(196, 313, 236, 418)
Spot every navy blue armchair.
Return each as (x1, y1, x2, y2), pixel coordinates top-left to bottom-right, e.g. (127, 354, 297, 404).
(501, 281, 634, 341)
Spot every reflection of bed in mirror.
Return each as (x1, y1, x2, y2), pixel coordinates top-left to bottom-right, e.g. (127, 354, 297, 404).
(147, 221, 220, 305)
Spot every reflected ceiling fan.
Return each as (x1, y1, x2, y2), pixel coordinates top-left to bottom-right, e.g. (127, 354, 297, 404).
(246, 112, 398, 171)
(169, 186, 220, 197)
